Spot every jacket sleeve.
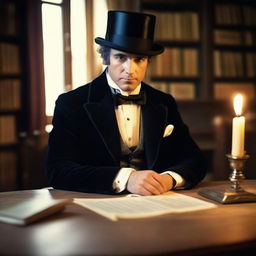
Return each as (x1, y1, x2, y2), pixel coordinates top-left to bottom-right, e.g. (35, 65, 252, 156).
(46, 95, 120, 194)
(161, 95, 207, 189)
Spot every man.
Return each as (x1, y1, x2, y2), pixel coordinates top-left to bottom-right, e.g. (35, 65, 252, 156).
(46, 11, 206, 195)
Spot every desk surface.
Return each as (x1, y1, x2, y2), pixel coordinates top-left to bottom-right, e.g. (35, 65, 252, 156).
(0, 181, 256, 256)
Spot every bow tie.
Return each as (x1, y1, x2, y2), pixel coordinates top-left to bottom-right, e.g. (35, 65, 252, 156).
(114, 91, 146, 106)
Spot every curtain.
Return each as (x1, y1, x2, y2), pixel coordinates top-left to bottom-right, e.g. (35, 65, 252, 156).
(85, 0, 102, 81)
(26, 0, 46, 133)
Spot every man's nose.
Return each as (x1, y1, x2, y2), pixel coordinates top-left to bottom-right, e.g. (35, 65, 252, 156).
(124, 58, 136, 74)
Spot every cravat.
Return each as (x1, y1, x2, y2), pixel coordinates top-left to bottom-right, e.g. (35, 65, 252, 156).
(114, 91, 146, 106)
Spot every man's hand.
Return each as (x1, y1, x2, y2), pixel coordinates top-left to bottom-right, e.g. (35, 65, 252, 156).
(126, 170, 174, 196)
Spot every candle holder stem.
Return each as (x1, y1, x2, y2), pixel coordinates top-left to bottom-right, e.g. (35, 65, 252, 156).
(227, 154, 247, 192)
(198, 154, 256, 204)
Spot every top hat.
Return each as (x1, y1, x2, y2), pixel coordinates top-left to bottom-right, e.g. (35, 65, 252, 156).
(95, 10, 164, 56)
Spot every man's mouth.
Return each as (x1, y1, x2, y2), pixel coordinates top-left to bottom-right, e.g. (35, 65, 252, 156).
(122, 78, 136, 81)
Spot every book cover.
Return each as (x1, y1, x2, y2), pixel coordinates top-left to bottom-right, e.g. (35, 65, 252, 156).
(0, 197, 72, 226)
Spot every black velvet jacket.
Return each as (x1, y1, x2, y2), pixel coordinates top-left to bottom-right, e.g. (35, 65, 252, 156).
(46, 71, 206, 193)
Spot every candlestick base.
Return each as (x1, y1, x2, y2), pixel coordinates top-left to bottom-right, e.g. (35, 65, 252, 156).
(198, 154, 256, 204)
(198, 187, 256, 204)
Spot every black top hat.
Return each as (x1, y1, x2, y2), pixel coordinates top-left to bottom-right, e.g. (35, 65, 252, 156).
(95, 11, 164, 56)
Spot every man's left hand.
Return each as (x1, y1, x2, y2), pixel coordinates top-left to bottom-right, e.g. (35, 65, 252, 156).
(126, 170, 175, 195)
(159, 173, 174, 192)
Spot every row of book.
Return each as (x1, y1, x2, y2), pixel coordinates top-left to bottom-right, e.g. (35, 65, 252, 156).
(246, 53, 256, 78)
(0, 115, 17, 145)
(214, 83, 255, 101)
(214, 30, 256, 46)
(214, 51, 243, 77)
(0, 1, 18, 36)
(0, 1, 20, 192)
(243, 6, 256, 26)
(0, 151, 17, 191)
(150, 81, 255, 101)
(144, 10, 199, 42)
(0, 79, 21, 110)
(150, 81, 195, 100)
(214, 51, 256, 78)
(0, 43, 21, 75)
(150, 48, 198, 77)
(215, 4, 256, 26)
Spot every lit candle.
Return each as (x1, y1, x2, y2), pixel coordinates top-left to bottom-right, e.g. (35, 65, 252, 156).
(231, 94, 245, 157)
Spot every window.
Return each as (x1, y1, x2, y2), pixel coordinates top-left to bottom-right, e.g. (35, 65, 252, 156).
(42, 0, 65, 117)
(41, 0, 87, 119)
(41, 0, 107, 130)
(70, 0, 87, 89)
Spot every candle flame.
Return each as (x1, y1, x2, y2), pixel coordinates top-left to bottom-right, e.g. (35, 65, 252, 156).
(233, 94, 243, 116)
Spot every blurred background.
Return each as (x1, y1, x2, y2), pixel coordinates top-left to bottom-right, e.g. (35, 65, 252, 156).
(0, 0, 256, 191)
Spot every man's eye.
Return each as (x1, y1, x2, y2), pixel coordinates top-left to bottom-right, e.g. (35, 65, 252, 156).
(135, 57, 145, 63)
(115, 55, 126, 61)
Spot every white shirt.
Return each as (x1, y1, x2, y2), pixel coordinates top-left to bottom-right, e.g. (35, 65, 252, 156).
(106, 72, 185, 192)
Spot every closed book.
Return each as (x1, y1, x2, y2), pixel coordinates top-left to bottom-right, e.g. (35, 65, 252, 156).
(0, 197, 72, 226)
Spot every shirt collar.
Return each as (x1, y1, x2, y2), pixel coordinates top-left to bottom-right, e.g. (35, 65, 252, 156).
(106, 70, 141, 96)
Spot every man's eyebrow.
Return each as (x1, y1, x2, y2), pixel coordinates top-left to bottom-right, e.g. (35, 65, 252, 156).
(113, 53, 147, 59)
(135, 56, 147, 59)
(113, 53, 127, 57)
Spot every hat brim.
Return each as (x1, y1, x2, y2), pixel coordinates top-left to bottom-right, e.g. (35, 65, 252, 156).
(95, 37, 164, 56)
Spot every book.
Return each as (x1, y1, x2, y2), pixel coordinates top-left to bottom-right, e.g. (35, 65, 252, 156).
(0, 197, 72, 226)
(246, 53, 256, 78)
(169, 82, 195, 100)
(214, 30, 242, 46)
(183, 49, 198, 77)
(0, 79, 21, 110)
(214, 51, 243, 77)
(0, 1, 18, 36)
(0, 43, 21, 75)
(244, 31, 256, 46)
(243, 5, 256, 26)
(74, 192, 217, 221)
(215, 4, 242, 25)
(214, 83, 255, 100)
(144, 10, 199, 42)
(151, 81, 168, 93)
(150, 48, 198, 77)
(0, 115, 17, 145)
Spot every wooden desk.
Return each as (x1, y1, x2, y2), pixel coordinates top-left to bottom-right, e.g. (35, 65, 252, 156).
(0, 181, 256, 256)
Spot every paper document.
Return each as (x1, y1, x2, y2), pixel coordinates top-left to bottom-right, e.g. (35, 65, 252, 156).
(74, 192, 217, 221)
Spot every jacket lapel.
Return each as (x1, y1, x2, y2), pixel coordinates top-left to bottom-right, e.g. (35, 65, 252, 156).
(142, 90, 168, 169)
(83, 73, 168, 168)
(83, 72, 120, 165)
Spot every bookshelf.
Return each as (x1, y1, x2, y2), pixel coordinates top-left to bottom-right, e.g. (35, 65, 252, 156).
(141, 0, 256, 180)
(142, 0, 201, 100)
(0, 0, 24, 191)
(213, 1, 256, 101)
(141, 0, 256, 101)
(141, 0, 201, 100)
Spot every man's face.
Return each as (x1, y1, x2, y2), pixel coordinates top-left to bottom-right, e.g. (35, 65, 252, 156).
(108, 49, 148, 93)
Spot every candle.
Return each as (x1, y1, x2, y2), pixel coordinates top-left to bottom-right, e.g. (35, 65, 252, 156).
(231, 94, 245, 157)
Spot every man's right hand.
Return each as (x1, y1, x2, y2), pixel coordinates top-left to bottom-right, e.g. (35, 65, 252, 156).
(126, 170, 174, 196)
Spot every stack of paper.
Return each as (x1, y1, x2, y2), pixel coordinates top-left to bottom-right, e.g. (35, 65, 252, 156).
(74, 192, 217, 221)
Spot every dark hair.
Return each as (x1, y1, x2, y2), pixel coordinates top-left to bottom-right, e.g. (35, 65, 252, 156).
(97, 45, 152, 65)
(98, 46, 111, 65)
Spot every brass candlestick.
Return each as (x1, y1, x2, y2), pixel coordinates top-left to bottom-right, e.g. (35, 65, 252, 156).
(198, 154, 256, 204)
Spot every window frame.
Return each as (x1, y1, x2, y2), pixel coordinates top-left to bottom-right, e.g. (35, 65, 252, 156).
(41, 0, 72, 124)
